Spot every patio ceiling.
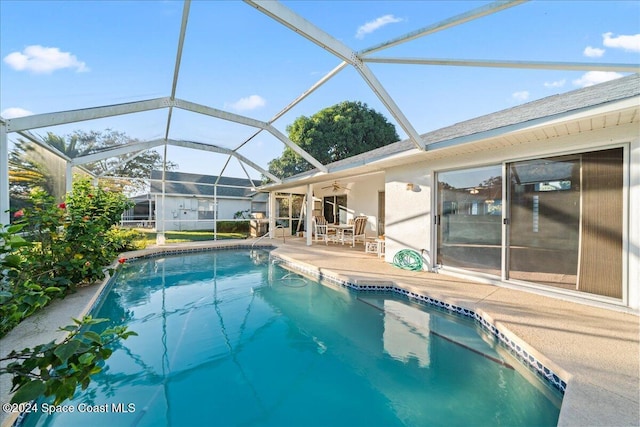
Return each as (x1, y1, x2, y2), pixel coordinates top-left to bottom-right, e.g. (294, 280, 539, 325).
(1, 0, 639, 224)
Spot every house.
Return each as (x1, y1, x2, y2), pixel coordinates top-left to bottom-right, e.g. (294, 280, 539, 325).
(263, 74, 640, 311)
(124, 170, 267, 231)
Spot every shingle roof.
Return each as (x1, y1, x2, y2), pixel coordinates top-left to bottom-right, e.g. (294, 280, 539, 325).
(149, 170, 256, 198)
(316, 73, 640, 174)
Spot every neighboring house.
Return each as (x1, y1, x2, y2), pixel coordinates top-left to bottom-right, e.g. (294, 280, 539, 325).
(264, 74, 640, 311)
(125, 170, 267, 231)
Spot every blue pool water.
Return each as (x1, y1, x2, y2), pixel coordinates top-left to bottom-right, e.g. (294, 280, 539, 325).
(22, 249, 561, 426)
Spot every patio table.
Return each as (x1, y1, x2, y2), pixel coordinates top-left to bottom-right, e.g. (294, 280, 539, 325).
(326, 224, 353, 245)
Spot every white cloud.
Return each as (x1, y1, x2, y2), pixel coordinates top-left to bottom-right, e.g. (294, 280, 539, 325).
(602, 32, 640, 52)
(1, 107, 33, 118)
(512, 91, 530, 101)
(544, 79, 566, 88)
(583, 46, 605, 58)
(356, 15, 403, 39)
(573, 71, 623, 88)
(3, 45, 88, 74)
(226, 95, 266, 111)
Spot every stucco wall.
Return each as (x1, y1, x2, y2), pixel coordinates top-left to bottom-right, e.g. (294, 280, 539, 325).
(385, 166, 432, 264)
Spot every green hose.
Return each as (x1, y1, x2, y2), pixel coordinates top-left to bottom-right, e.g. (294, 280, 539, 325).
(393, 249, 424, 271)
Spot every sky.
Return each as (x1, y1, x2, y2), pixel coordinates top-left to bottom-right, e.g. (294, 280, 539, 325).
(1, 0, 639, 180)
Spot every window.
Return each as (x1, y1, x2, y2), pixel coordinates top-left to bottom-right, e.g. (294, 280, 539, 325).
(198, 199, 215, 220)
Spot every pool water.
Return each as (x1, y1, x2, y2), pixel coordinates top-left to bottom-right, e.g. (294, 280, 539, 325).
(22, 249, 561, 426)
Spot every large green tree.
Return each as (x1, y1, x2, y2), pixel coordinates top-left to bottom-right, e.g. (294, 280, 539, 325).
(267, 101, 399, 179)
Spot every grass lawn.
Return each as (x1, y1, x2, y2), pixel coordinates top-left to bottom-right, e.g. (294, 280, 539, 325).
(134, 229, 249, 246)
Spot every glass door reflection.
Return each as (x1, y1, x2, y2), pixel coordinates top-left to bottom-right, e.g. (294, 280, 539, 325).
(436, 165, 502, 276)
(507, 156, 580, 288)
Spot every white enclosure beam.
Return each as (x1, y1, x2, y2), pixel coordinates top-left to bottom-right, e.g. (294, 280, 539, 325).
(173, 99, 326, 170)
(215, 155, 234, 185)
(168, 139, 281, 183)
(72, 139, 166, 165)
(4, 98, 172, 133)
(232, 61, 349, 153)
(173, 99, 268, 129)
(167, 139, 234, 156)
(244, 1, 355, 63)
(232, 151, 281, 183)
(355, 62, 424, 150)
(244, 0, 424, 150)
(236, 158, 257, 189)
(17, 130, 73, 162)
(97, 149, 149, 177)
(360, 0, 526, 56)
(269, 61, 349, 125)
(170, 1, 190, 101)
(165, 0, 191, 140)
(266, 125, 328, 172)
(363, 57, 640, 72)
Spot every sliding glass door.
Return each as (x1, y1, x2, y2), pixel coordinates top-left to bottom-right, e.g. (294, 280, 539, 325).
(507, 156, 580, 288)
(436, 165, 502, 275)
(435, 147, 624, 300)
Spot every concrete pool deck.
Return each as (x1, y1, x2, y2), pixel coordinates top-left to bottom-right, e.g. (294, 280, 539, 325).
(1, 238, 638, 426)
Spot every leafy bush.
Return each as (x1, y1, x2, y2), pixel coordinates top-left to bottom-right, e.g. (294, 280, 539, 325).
(0, 316, 137, 405)
(0, 178, 133, 337)
(105, 227, 146, 251)
(0, 223, 61, 335)
(0, 179, 137, 406)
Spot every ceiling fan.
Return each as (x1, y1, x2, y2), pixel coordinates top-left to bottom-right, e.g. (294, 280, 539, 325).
(321, 181, 350, 192)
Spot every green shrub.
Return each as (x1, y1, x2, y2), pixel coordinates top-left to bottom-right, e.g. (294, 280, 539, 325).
(216, 220, 249, 234)
(105, 227, 146, 251)
(0, 178, 133, 337)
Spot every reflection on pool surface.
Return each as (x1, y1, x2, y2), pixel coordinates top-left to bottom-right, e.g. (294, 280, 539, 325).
(22, 249, 561, 427)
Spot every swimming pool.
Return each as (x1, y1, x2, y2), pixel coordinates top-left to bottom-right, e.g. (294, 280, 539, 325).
(22, 249, 561, 426)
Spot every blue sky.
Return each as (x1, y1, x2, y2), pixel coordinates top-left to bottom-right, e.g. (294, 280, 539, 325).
(1, 0, 639, 179)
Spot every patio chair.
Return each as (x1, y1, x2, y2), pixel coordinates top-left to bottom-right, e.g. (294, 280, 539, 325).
(343, 216, 368, 247)
(313, 215, 330, 244)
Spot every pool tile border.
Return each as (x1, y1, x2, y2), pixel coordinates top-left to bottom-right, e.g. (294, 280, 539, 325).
(117, 245, 566, 395)
(271, 254, 568, 394)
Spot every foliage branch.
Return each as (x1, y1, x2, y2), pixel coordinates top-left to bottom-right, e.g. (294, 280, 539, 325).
(0, 316, 137, 405)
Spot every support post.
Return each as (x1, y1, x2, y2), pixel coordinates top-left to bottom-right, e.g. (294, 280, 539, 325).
(306, 185, 313, 246)
(156, 143, 168, 245)
(213, 184, 218, 241)
(268, 192, 276, 239)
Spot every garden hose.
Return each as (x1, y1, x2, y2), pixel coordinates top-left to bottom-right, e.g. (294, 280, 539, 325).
(393, 249, 424, 271)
